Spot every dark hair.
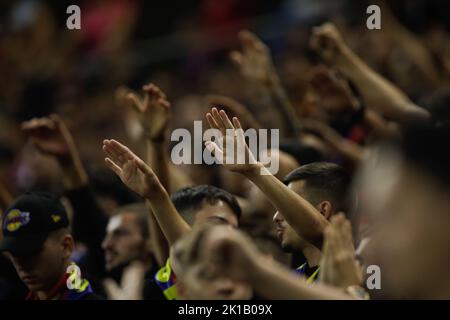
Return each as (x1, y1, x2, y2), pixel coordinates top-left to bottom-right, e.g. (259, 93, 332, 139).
(171, 185, 241, 225)
(284, 162, 352, 212)
(114, 203, 150, 239)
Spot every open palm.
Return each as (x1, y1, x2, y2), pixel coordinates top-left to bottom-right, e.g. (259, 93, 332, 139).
(103, 139, 160, 199)
(205, 107, 260, 175)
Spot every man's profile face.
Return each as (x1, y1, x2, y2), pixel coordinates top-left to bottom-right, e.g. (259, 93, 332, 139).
(193, 200, 239, 228)
(273, 180, 311, 251)
(102, 212, 146, 271)
(8, 234, 68, 292)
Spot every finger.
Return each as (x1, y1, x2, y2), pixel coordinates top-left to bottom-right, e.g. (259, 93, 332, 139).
(328, 226, 339, 260)
(229, 51, 243, 67)
(122, 261, 146, 289)
(206, 113, 220, 130)
(102, 144, 121, 164)
(127, 93, 144, 113)
(332, 216, 345, 251)
(49, 114, 72, 141)
(105, 158, 123, 176)
(150, 84, 167, 100)
(21, 118, 54, 131)
(205, 141, 224, 164)
(232, 117, 243, 130)
(103, 142, 125, 166)
(320, 227, 332, 281)
(211, 108, 226, 133)
(219, 110, 234, 130)
(108, 139, 136, 161)
(341, 218, 354, 250)
(232, 117, 246, 146)
(157, 98, 171, 109)
(239, 30, 259, 52)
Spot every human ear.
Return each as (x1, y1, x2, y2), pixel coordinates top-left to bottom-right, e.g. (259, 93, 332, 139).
(318, 201, 333, 220)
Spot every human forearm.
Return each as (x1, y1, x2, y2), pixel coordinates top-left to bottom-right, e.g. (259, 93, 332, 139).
(60, 156, 89, 190)
(249, 257, 351, 300)
(146, 139, 169, 191)
(244, 165, 328, 246)
(337, 48, 430, 125)
(145, 139, 171, 265)
(145, 189, 191, 247)
(146, 200, 169, 266)
(267, 80, 302, 137)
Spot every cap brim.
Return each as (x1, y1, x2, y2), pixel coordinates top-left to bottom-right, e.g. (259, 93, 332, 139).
(0, 232, 49, 255)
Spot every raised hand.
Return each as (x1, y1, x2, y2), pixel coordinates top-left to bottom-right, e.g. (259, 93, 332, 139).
(103, 261, 146, 300)
(204, 107, 261, 175)
(126, 83, 171, 141)
(102, 139, 163, 199)
(309, 65, 358, 113)
(310, 22, 349, 66)
(230, 30, 279, 86)
(190, 224, 262, 283)
(21, 115, 75, 160)
(319, 213, 363, 289)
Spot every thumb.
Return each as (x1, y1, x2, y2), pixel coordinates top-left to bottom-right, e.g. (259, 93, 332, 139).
(134, 158, 156, 178)
(205, 141, 224, 164)
(103, 278, 122, 300)
(127, 93, 144, 113)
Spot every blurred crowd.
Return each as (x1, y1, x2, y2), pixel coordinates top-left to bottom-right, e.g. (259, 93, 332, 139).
(0, 0, 450, 300)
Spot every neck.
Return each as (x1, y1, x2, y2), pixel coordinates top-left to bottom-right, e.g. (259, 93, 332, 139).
(302, 244, 322, 267)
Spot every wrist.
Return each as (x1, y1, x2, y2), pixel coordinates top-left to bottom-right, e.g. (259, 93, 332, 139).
(144, 182, 168, 202)
(144, 128, 168, 143)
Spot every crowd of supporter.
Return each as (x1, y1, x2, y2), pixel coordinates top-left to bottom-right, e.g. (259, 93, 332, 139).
(1, 0, 450, 300)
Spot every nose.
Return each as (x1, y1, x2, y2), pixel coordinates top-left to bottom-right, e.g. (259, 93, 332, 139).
(216, 278, 235, 296)
(273, 211, 283, 224)
(102, 235, 113, 250)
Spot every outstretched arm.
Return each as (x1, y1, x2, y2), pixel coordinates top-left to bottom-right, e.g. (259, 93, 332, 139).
(102, 139, 190, 246)
(124, 83, 173, 266)
(310, 23, 430, 125)
(204, 108, 329, 246)
(199, 224, 352, 300)
(21, 115, 107, 259)
(301, 119, 368, 166)
(231, 30, 300, 137)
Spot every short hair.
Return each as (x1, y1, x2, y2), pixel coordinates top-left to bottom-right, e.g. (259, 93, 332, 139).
(283, 162, 352, 212)
(114, 203, 149, 239)
(171, 185, 241, 225)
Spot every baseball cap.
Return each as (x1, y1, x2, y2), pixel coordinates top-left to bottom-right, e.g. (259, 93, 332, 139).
(0, 191, 69, 255)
